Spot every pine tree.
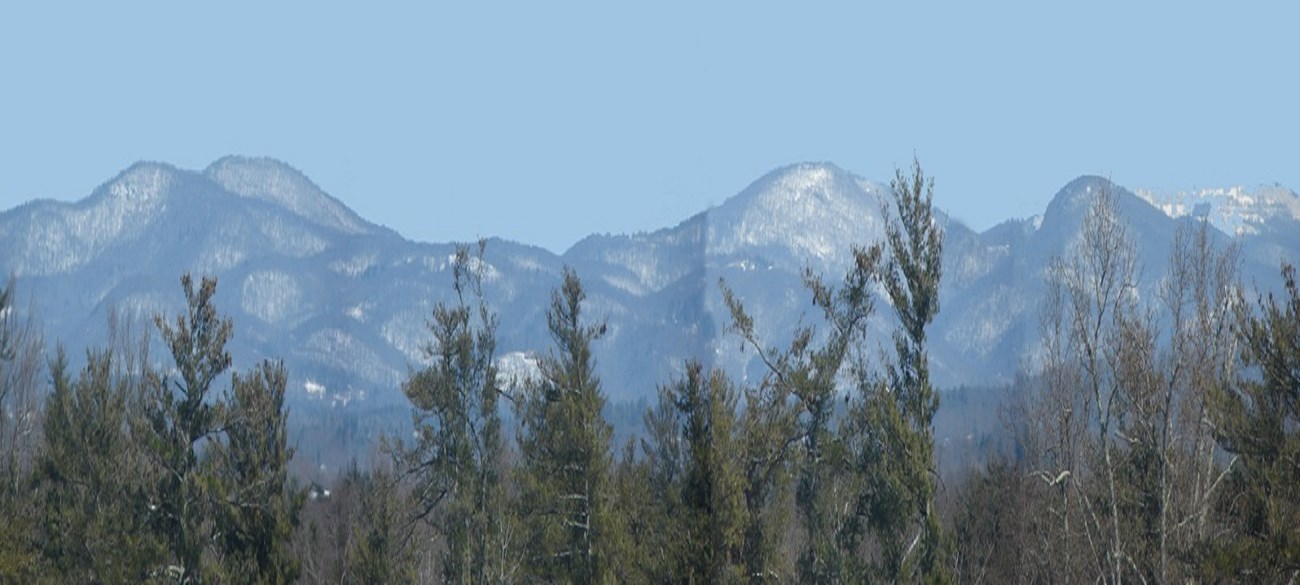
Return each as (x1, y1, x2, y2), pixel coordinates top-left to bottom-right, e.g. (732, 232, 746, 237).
(137, 273, 234, 582)
(209, 360, 305, 583)
(35, 310, 164, 583)
(392, 241, 517, 583)
(517, 267, 613, 583)
(644, 360, 747, 583)
(722, 240, 882, 581)
(858, 158, 950, 582)
(343, 465, 415, 585)
(1204, 262, 1300, 580)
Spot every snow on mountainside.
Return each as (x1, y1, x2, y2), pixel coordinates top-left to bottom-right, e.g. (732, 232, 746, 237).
(205, 156, 376, 235)
(1134, 184, 1300, 236)
(1, 157, 1297, 411)
(0, 163, 174, 276)
(707, 163, 888, 269)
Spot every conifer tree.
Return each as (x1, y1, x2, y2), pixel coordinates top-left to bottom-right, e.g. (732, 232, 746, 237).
(209, 360, 305, 583)
(36, 347, 163, 582)
(723, 241, 881, 581)
(393, 241, 518, 583)
(517, 267, 612, 582)
(644, 360, 746, 582)
(858, 158, 950, 582)
(1205, 262, 1300, 580)
(138, 273, 234, 582)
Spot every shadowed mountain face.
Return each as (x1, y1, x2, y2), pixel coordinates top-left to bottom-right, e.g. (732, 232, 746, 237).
(2, 157, 1297, 406)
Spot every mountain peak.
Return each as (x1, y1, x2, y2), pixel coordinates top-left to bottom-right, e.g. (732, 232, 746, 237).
(204, 156, 372, 235)
(96, 161, 181, 205)
(707, 162, 886, 266)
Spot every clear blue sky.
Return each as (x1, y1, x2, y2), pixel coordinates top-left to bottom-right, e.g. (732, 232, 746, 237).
(1, 2, 1295, 253)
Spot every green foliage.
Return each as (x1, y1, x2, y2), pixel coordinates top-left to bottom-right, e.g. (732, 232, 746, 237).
(721, 282, 797, 582)
(208, 360, 306, 583)
(137, 274, 235, 581)
(605, 440, 658, 583)
(1205, 262, 1300, 580)
(393, 240, 517, 583)
(517, 267, 613, 583)
(34, 347, 163, 582)
(344, 466, 415, 585)
(857, 158, 950, 582)
(641, 361, 747, 583)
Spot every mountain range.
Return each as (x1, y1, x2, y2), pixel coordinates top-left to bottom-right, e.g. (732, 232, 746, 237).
(3, 156, 1297, 409)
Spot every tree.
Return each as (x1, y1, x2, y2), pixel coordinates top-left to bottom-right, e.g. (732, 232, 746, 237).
(605, 440, 659, 583)
(722, 243, 881, 582)
(1204, 262, 1300, 580)
(137, 274, 235, 582)
(392, 241, 518, 583)
(856, 158, 950, 582)
(341, 464, 417, 585)
(0, 277, 44, 580)
(36, 346, 162, 582)
(517, 267, 613, 583)
(292, 462, 416, 585)
(208, 360, 306, 583)
(720, 282, 797, 582)
(643, 360, 747, 583)
(1110, 218, 1241, 581)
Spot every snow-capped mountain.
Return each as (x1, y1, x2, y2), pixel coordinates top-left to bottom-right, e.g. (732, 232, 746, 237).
(2, 157, 1296, 409)
(1134, 184, 1300, 237)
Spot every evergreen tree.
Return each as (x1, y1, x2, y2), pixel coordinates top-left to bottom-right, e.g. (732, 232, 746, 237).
(209, 360, 306, 583)
(1205, 262, 1300, 580)
(137, 274, 235, 582)
(796, 246, 879, 582)
(343, 465, 415, 585)
(638, 374, 689, 582)
(392, 241, 518, 583)
(35, 346, 163, 582)
(723, 238, 882, 582)
(605, 440, 658, 583)
(517, 267, 613, 583)
(645, 360, 747, 583)
(858, 158, 950, 582)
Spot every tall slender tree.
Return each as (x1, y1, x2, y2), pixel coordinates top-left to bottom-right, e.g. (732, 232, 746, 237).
(644, 360, 747, 583)
(517, 267, 613, 582)
(137, 274, 235, 582)
(392, 241, 518, 583)
(858, 158, 950, 582)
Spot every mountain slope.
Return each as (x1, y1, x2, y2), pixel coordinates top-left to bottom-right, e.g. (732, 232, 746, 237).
(2, 158, 1296, 408)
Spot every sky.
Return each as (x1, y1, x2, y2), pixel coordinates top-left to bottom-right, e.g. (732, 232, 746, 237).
(1, 2, 1296, 253)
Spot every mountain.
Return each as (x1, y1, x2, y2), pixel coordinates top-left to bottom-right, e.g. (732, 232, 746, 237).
(3, 157, 1298, 411)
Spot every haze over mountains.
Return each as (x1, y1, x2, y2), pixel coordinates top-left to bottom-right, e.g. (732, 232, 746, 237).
(2, 156, 1297, 408)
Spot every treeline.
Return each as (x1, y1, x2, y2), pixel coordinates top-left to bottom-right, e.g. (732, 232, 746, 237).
(0, 162, 1297, 583)
(0, 276, 299, 583)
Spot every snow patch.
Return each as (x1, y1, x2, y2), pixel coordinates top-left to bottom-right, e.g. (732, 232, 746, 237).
(496, 351, 542, 391)
(1135, 185, 1300, 236)
(241, 271, 303, 324)
(330, 253, 377, 277)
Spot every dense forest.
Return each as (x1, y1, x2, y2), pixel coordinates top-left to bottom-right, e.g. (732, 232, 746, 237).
(1, 162, 1298, 583)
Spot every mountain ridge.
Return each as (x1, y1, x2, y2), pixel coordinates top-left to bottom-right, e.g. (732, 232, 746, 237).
(1, 157, 1295, 407)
